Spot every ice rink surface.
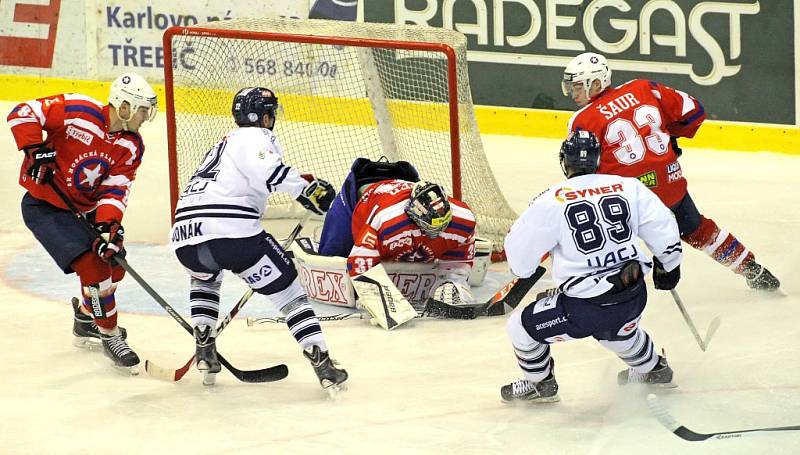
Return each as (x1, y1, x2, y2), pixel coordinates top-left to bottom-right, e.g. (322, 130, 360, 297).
(1, 100, 799, 454)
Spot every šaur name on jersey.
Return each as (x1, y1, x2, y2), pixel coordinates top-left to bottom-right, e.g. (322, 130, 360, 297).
(170, 127, 307, 248)
(505, 174, 682, 298)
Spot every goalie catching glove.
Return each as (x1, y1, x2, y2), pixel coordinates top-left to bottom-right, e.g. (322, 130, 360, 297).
(296, 176, 335, 215)
(423, 268, 480, 319)
(93, 220, 125, 262)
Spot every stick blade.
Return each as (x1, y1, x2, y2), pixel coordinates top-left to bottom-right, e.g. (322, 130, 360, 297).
(702, 317, 722, 351)
(145, 357, 193, 382)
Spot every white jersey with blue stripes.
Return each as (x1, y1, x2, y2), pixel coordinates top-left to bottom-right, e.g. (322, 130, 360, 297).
(170, 127, 307, 248)
(504, 173, 682, 298)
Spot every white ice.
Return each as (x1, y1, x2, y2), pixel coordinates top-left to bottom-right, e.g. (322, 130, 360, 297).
(1, 100, 799, 455)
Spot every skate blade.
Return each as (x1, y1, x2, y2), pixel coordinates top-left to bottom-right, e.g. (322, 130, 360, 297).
(322, 381, 347, 400)
(202, 372, 217, 386)
(72, 336, 103, 350)
(111, 363, 140, 376)
(501, 394, 561, 405)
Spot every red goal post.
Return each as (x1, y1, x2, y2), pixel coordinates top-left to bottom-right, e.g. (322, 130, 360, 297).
(163, 18, 517, 258)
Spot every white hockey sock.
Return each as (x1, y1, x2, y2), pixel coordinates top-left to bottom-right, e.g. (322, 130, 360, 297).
(599, 328, 658, 374)
(190, 276, 222, 328)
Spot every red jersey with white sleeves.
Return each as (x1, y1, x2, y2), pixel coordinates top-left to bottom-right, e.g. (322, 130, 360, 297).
(567, 79, 706, 208)
(7, 93, 144, 223)
(347, 180, 476, 277)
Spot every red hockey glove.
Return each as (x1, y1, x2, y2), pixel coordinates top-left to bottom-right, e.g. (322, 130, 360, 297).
(93, 221, 125, 262)
(25, 144, 57, 184)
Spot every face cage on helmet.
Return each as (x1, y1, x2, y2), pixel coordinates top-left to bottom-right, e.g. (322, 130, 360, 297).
(405, 201, 453, 238)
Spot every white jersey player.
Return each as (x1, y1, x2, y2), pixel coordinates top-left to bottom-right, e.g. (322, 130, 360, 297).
(500, 130, 683, 403)
(170, 87, 347, 390)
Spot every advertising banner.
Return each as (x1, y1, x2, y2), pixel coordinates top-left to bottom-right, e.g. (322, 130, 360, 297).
(364, 0, 794, 124)
(0, 0, 88, 76)
(99, 0, 310, 82)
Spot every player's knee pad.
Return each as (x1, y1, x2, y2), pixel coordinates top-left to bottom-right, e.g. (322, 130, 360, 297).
(598, 326, 643, 353)
(506, 307, 543, 348)
(72, 251, 111, 285)
(681, 216, 719, 249)
(270, 281, 308, 315)
(111, 263, 125, 282)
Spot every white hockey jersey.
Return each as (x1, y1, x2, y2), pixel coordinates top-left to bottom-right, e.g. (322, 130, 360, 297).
(170, 127, 308, 248)
(505, 173, 682, 298)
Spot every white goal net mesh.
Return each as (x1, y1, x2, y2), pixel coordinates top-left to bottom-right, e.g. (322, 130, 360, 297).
(166, 18, 517, 253)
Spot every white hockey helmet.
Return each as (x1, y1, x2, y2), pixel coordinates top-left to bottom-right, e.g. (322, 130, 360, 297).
(561, 52, 612, 99)
(108, 72, 157, 122)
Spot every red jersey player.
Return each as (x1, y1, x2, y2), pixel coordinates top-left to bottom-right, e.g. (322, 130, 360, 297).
(347, 179, 478, 320)
(7, 72, 157, 371)
(562, 52, 779, 292)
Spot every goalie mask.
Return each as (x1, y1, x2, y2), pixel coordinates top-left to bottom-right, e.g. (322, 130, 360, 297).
(560, 130, 601, 178)
(562, 52, 611, 101)
(404, 181, 453, 238)
(232, 87, 280, 130)
(108, 73, 157, 124)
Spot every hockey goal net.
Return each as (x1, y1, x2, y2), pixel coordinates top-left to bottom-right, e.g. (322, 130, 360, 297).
(164, 18, 517, 256)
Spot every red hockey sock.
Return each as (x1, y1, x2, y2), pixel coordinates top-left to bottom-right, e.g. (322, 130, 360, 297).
(681, 216, 753, 274)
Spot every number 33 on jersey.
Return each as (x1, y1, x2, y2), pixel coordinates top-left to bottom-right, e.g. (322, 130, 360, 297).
(567, 79, 706, 208)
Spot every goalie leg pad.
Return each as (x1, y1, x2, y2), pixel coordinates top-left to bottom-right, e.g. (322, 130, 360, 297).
(352, 264, 417, 330)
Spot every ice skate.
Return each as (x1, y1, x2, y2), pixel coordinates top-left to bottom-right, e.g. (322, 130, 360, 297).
(304, 345, 348, 397)
(100, 329, 140, 375)
(194, 324, 221, 385)
(617, 355, 676, 388)
(500, 372, 560, 403)
(71, 297, 126, 348)
(742, 260, 781, 292)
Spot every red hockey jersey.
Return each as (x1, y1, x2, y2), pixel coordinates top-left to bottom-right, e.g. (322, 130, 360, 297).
(7, 93, 145, 223)
(567, 79, 705, 208)
(348, 180, 476, 277)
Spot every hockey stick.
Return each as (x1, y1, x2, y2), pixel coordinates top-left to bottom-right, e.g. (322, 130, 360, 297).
(647, 394, 800, 441)
(669, 289, 721, 352)
(246, 266, 547, 325)
(146, 213, 311, 382)
(49, 181, 287, 383)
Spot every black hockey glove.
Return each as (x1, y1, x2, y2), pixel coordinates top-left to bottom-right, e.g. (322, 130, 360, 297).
(24, 144, 57, 184)
(670, 136, 682, 158)
(652, 257, 680, 290)
(296, 178, 335, 215)
(93, 221, 125, 263)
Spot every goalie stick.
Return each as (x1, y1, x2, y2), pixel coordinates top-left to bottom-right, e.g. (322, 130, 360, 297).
(145, 213, 311, 382)
(49, 180, 288, 383)
(246, 266, 547, 325)
(647, 394, 800, 441)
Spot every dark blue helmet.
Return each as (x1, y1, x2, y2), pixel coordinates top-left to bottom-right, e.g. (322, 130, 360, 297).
(232, 87, 279, 129)
(559, 130, 601, 177)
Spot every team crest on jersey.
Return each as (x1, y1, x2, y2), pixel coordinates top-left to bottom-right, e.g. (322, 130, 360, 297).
(72, 158, 109, 191)
(637, 170, 658, 187)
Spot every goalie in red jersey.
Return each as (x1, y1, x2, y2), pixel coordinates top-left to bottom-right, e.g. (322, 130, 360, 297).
(317, 158, 478, 328)
(7, 73, 157, 371)
(562, 52, 780, 292)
